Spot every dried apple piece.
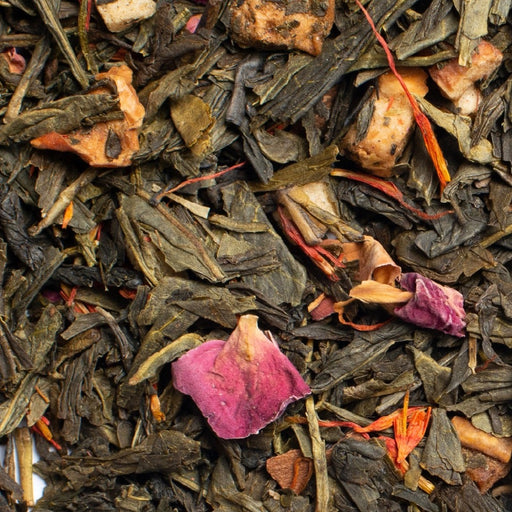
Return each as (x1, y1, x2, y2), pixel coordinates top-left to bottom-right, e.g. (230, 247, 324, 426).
(31, 65, 145, 167)
(227, 0, 335, 56)
(429, 41, 503, 115)
(341, 67, 428, 177)
(95, 0, 156, 33)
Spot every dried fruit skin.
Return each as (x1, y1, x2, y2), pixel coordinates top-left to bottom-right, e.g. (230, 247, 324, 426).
(172, 315, 310, 439)
(266, 449, 313, 494)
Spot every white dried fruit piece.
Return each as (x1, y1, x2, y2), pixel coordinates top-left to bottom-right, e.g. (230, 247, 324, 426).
(454, 87, 481, 116)
(95, 0, 156, 33)
(429, 40, 502, 115)
(341, 67, 428, 177)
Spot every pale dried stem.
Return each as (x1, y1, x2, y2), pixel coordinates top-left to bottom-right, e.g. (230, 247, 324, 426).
(14, 427, 33, 507)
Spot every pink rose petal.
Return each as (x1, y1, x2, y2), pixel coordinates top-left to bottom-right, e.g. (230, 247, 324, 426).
(394, 273, 466, 337)
(185, 14, 202, 33)
(172, 315, 310, 439)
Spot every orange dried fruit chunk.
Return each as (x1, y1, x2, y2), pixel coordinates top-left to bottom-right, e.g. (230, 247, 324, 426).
(31, 65, 145, 167)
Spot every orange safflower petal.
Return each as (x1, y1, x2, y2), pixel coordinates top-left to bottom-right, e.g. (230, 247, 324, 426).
(277, 207, 342, 281)
(62, 201, 74, 229)
(395, 406, 432, 464)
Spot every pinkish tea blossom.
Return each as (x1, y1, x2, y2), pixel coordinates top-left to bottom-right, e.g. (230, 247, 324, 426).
(172, 315, 310, 439)
(394, 272, 466, 337)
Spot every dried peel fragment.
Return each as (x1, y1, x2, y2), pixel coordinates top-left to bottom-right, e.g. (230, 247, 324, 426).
(451, 416, 512, 464)
(31, 65, 145, 167)
(172, 314, 310, 439)
(343, 235, 401, 286)
(266, 449, 313, 494)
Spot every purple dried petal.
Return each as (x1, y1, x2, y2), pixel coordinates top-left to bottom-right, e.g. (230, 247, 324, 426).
(172, 315, 310, 439)
(394, 272, 466, 337)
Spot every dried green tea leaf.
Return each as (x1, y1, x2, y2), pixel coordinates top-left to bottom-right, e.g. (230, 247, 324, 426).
(170, 94, 215, 157)
(253, 126, 308, 164)
(393, 231, 496, 284)
(411, 347, 452, 404)
(129, 333, 203, 385)
(28, 304, 62, 369)
(251, 145, 338, 192)
(331, 438, 402, 512)
(421, 408, 465, 485)
(455, 0, 493, 66)
(417, 97, 493, 163)
(434, 475, 504, 511)
(312, 323, 412, 392)
(0, 94, 119, 144)
(54, 430, 200, 489)
(389, 0, 457, 60)
(117, 193, 227, 283)
(342, 371, 415, 403)
(0, 464, 23, 501)
(219, 181, 307, 306)
(0, 372, 39, 437)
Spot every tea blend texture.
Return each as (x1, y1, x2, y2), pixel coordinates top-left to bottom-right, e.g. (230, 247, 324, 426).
(0, 0, 512, 511)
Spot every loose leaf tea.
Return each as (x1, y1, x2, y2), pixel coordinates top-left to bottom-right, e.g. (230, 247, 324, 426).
(1, 0, 512, 510)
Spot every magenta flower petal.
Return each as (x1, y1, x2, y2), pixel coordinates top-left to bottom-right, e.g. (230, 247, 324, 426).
(172, 315, 310, 439)
(394, 272, 466, 337)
